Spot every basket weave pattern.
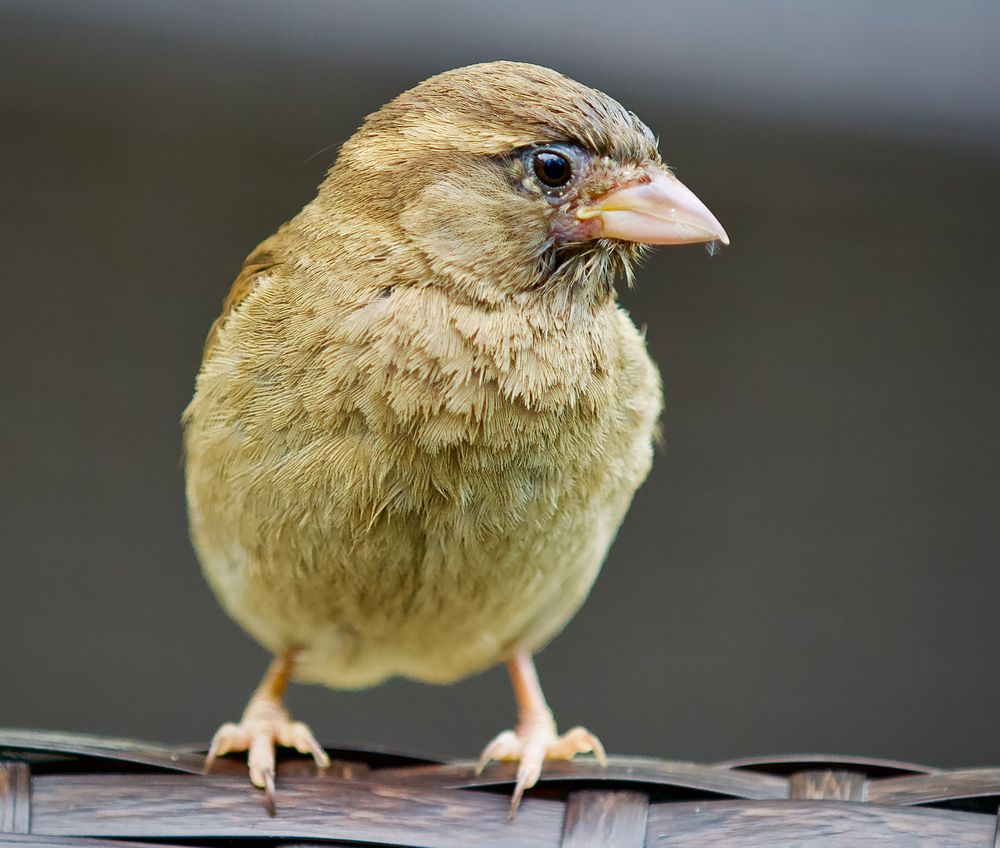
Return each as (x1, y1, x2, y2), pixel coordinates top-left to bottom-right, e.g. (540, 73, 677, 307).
(3, 729, 1000, 846)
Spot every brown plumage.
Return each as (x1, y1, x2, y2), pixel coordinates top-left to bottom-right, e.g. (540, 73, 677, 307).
(184, 61, 728, 815)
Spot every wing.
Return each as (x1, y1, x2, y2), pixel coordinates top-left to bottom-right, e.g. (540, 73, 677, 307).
(201, 233, 284, 361)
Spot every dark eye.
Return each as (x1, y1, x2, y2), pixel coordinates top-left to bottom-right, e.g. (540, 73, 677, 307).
(533, 150, 573, 188)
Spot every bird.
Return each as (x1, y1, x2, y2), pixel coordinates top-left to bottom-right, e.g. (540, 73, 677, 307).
(183, 61, 728, 815)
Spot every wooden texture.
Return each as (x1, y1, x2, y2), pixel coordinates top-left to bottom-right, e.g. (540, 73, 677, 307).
(789, 770, 867, 801)
(29, 773, 564, 848)
(869, 769, 1000, 805)
(378, 756, 788, 799)
(645, 801, 994, 847)
(0, 837, 188, 848)
(717, 753, 936, 777)
(5, 729, 1000, 847)
(0, 729, 434, 776)
(0, 730, 205, 775)
(560, 790, 648, 848)
(0, 761, 30, 834)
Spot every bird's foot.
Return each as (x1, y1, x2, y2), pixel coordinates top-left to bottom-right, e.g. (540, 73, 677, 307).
(204, 696, 329, 815)
(476, 712, 607, 817)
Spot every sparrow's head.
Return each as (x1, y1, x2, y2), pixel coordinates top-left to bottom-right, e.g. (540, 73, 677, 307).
(324, 62, 728, 303)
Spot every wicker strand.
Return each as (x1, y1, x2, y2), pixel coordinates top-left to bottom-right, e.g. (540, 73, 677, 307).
(560, 790, 649, 848)
(0, 760, 30, 834)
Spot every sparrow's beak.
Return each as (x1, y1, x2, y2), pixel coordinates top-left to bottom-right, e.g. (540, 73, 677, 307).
(576, 165, 729, 246)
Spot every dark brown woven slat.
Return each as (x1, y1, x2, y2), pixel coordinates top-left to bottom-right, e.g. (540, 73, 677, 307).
(29, 773, 564, 848)
(0, 761, 30, 834)
(377, 756, 789, 799)
(0, 836, 188, 848)
(645, 800, 995, 847)
(869, 769, 1000, 806)
(718, 754, 936, 776)
(9, 729, 1000, 846)
(0, 730, 440, 780)
(789, 770, 867, 801)
(560, 790, 649, 848)
(326, 758, 371, 779)
(0, 730, 205, 775)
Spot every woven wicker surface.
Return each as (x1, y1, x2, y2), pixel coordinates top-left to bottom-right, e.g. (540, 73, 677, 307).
(3, 729, 1000, 846)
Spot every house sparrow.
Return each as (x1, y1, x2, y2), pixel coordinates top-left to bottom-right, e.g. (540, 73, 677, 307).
(184, 61, 728, 815)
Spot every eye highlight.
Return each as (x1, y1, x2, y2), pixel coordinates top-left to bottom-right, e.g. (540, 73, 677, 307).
(532, 149, 573, 188)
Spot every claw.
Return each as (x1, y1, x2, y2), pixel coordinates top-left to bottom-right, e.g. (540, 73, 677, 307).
(204, 721, 242, 772)
(475, 730, 520, 774)
(262, 769, 276, 817)
(483, 653, 606, 818)
(476, 722, 606, 818)
(285, 721, 331, 769)
(509, 757, 542, 818)
(204, 708, 328, 817)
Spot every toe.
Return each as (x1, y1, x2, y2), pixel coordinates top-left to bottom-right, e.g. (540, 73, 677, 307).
(247, 731, 277, 790)
(476, 730, 521, 774)
(479, 721, 607, 818)
(205, 722, 245, 771)
(549, 726, 606, 762)
(510, 750, 544, 815)
(286, 721, 331, 769)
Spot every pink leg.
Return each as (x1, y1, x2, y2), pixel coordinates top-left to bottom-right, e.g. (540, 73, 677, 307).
(477, 651, 606, 816)
(205, 649, 329, 815)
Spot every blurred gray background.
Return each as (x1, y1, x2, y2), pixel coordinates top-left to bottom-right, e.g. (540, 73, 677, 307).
(2, 0, 999, 766)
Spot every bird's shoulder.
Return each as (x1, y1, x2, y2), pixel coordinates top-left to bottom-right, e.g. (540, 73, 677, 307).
(201, 231, 288, 362)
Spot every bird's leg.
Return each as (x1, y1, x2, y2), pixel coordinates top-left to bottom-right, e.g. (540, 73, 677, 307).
(476, 651, 606, 817)
(204, 648, 329, 814)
